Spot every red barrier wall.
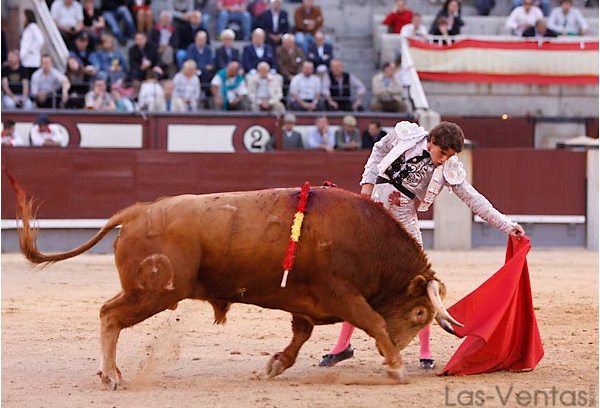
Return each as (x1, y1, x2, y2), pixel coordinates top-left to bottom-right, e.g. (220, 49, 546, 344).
(1, 148, 586, 220)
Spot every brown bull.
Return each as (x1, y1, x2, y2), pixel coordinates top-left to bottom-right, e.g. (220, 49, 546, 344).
(12, 183, 461, 389)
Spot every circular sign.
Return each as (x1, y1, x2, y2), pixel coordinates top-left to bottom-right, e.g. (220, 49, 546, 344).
(243, 125, 272, 152)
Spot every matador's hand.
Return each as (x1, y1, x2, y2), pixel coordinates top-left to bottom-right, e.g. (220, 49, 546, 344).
(509, 223, 525, 239)
(388, 191, 402, 206)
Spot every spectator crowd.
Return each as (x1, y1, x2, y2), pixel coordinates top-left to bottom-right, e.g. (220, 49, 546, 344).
(1, 0, 594, 118)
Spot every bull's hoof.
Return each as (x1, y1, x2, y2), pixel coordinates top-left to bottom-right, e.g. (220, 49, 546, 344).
(386, 367, 409, 384)
(97, 369, 123, 390)
(265, 354, 287, 378)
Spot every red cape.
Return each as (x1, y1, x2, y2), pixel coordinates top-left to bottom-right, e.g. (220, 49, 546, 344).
(439, 236, 544, 375)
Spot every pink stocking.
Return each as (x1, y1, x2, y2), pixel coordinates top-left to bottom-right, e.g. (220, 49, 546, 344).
(418, 324, 432, 360)
(329, 321, 355, 354)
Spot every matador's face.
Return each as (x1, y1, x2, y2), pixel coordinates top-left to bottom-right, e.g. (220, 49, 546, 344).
(427, 142, 457, 167)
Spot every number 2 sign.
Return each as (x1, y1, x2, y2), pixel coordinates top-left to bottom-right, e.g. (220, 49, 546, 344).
(243, 125, 272, 152)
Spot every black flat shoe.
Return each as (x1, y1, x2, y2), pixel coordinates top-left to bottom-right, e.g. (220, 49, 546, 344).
(318, 345, 354, 367)
(419, 358, 435, 369)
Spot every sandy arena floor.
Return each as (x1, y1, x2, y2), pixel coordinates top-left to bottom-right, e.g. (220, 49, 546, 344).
(1, 247, 598, 408)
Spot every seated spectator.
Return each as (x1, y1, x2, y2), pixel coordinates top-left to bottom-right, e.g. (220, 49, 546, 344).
(266, 112, 303, 150)
(111, 83, 136, 112)
(246, 61, 285, 114)
(129, 32, 163, 83)
(185, 31, 214, 91)
(257, 0, 290, 47)
(70, 33, 98, 78)
(505, 0, 544, 36)
(64, 55, 90, 108)
(30, 55, 71, 108)
(149, 11, 180, 77)
(276, 33, 304, 93)
(82, 0, 105, 47)
(2, 50, 33, 109)
(214, 29, 241, 72)
(101, 0, 136, 46)
(211, 61, 250, 110)
(293, 0, 324, 54)
(90, 34, 128, 85)
(242, 28, 277, 73)
(400, 13, 428, 40)
(248, 0, 269, 29)
(85, 78, 116, 111)
(162, 79, 187, 112)
(430, 16, 452, 43)
(51, 0, 84, 49)
(137, 70, 164, 110)
(306, 30, 333, 71)
(361, 120, 387, 149)
(170, 0, 194, 29)
(474, 0, 496, 16)
(547, 0, 589, 36)
(216, 0, 252, 41)
(512, 0, 550, 17)
(321, 59, 366, 112)
(173, 59, 202, 111)
(522, 18, 558, 37)
(177, 10, 211, 68)
(1, 120, 27, 147)
(306, 115, 334, 151)
(288, 61, 323, 111)
(334, 115, 361, 150)
(371, 62, 406, 113)
(430, 0, 464, 35)
(20, 9, 45, 79)
(30, 115, 67, 147)
(132, 0, 153, 34)
(383, 0, 413, 34)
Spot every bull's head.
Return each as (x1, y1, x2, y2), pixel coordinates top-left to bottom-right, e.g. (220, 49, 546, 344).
(382, 274, 463, 352)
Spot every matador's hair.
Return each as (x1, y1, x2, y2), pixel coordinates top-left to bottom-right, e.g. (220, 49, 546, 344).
(428, 121, 464, 153)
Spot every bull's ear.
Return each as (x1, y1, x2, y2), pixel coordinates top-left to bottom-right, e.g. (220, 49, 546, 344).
(407, 275, 428, 296)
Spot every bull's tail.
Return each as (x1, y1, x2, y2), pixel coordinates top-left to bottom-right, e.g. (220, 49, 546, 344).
(7, 171, 132, 266)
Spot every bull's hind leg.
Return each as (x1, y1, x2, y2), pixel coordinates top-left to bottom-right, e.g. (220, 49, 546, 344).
(266, 314, 313, 378)
(97, 290, 182, 390)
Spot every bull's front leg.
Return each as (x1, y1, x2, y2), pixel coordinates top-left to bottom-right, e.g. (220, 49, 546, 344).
(266, 315, 313, 378)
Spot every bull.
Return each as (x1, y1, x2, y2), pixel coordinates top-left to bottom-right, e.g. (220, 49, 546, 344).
(11, 182, 461, 389)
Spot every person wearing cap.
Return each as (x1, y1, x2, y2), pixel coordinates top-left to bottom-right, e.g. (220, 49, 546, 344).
(266, 113, 303, 150)
(334, 115, 361, 150)
(321, 59, 366, 112)
(70, 33, 98, 78)
(246, 61, 285, 115)
(214, 29, 241, 72)
(30, 115, 67, 147)
(318, 121, 524, 370)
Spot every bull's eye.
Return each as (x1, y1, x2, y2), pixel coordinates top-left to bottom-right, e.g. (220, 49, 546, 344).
(416, 309, 424, 316)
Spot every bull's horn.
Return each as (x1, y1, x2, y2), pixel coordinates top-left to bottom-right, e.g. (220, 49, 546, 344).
(427, 280, 464, 328)
(435, 315, 458, 336)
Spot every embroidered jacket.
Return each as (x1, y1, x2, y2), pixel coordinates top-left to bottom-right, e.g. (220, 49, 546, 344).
(361, 121, 516, 234)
